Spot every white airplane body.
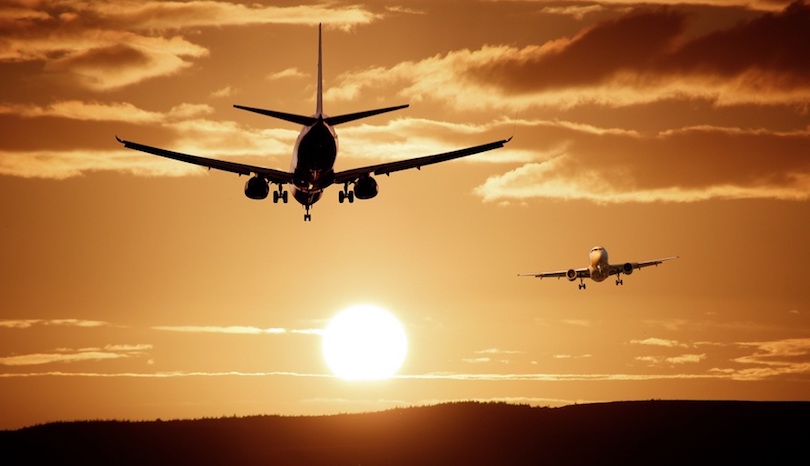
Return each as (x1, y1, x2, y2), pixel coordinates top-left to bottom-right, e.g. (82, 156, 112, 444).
(519, 246, 677, 289)
(116, 24, 509, 221)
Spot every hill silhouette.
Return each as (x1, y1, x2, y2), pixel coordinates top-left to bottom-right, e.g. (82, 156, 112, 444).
(2, 400, 807, 465)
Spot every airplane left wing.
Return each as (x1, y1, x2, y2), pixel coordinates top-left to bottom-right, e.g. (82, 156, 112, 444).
(116, 137, 293, 184)
(518, 268, 590, 280)
(608, 256, 679, 275)
(333, 137, 511, 185)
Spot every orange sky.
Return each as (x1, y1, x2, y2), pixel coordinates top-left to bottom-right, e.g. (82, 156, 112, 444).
(1, 0, 809, 430)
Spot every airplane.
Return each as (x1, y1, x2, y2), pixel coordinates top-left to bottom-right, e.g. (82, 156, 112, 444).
(116, 24, 510, 221)
(518, 246, 678, 289)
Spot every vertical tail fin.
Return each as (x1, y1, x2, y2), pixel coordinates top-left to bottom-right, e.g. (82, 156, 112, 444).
(316, 23, 323, 116)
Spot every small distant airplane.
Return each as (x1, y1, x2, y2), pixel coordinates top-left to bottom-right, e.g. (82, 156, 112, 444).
(518, 246, 678, 289)
(116, 24, 510, 221)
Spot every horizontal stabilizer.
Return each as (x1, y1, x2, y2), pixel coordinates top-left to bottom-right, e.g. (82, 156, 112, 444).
(325, 104, 409, 126)
(233, 105, 317, 126)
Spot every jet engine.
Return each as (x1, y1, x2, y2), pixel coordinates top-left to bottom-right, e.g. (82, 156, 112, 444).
(622, 263, 634, 275)
(244, 176, 269, 200)
(353, 176, 378, 200)
(566, 269, 577, 281)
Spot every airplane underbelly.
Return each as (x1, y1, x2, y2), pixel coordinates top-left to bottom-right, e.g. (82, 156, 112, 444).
(293, 188, 322, 206)
(590, 266, 608, 282)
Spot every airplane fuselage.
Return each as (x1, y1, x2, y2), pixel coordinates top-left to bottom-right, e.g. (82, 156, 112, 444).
(588, 246, 610, 282)
(290, 117, 338, 207)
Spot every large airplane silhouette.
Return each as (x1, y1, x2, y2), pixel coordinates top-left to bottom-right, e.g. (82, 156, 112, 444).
(117, 24, 510, 221)
(519, 246, 678, 290)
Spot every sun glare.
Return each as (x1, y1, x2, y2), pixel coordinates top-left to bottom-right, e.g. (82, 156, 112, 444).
(322, 305, 408, 380)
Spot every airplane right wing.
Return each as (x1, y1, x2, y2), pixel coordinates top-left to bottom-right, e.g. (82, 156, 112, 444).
(116, 137, 294, 184)
(608, 256, 679, 275)
(333, 137, 511, 185)
(518, 268, 590, 280)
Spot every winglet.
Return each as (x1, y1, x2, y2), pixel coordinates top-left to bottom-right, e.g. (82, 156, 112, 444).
(316, 23, 323, 116)
(115, 135, 124, 144)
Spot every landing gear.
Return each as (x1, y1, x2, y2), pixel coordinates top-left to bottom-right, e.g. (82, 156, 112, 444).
(578, 279, 586, 290)
(273, 185, 288, 204)
(338, 183, 354, 204)
(304, 204, 312, 222)
(615, 274, 623, 286)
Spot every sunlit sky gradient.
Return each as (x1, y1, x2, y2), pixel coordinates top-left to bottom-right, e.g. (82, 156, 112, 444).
(1, 0, 809, 430)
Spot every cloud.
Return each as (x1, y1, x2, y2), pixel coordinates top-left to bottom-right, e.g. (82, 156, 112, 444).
(463, 357, 492, 364)
(0, 344, 152, 366)
(631, 338, 688, 348)
(266, 68, 308, 81)
(152, 325, 287, 335)
(0, 370, 328, 379)
(152, 325, 322, 335)
(667, 354, 706, 364)
(210, 86, 235, 98)
(553, 354, 592, 359)
(474, 121, 810, 204)
(534, 0, 793, 13)
(735, 338, 810, 366)
(0, 99, 516, 179)
(0, 318, 113, 328)
(0, 149, 208, 179)
(475, 348, 524, 355)
(1, 1, 377, 90)
(327, 2, 810, 110)
(0, 100, 213, 123)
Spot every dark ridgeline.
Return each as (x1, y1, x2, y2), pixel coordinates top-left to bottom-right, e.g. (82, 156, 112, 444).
(1, 400, 807, 465)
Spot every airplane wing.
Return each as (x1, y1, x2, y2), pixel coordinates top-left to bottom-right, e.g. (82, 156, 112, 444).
(333, 137, 511, 185)
(116, 137, 293, 184)
(518, 268, 590, 280)
(608, 256, 679, 275)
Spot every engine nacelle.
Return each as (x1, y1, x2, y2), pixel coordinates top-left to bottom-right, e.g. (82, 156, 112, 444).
(622, 263, 634, 275)
(353, 176, 378, 200)
(244, 176, 269, 200)
(566, 269, 577, 281)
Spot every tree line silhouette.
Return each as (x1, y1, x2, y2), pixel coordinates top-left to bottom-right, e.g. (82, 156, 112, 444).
(2, 400, 807, 465)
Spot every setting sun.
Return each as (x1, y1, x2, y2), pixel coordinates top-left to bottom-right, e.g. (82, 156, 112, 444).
(322, 305, 407, 380)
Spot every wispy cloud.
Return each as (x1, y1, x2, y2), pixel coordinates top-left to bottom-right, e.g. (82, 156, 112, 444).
(1, 1, 377, 90)
(0, 319, 114, 329)
(0, 344, 152, 366)
(631, 338, 688, 348)
(266, 67, 308, 81)
(0, 370, 328, 378)
(0, 101, 213, 123)
(475, 121, 810, 204)
(475, 348, 525, 355)
(553, 354, 593, 359)
(210, 86, 235, 98)
(0, 100, 517, 179)
(734, 338, 810, 367)
(462, 357, 492, 364)
(152, 325, 323, 336)
(636, 354, 706, 366)
(328, 2, 810, 110)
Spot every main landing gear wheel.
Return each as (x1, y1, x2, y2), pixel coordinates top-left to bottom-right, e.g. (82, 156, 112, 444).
(273, 186, 288, 204)
(304, 204, 312, 222)
(578, 280, 586, 290)
(338, 184, 354, 204)
(616, 276, 623, 286)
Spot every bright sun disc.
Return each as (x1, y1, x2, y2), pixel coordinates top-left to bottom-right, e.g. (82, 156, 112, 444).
(322, 305, 407, 380)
